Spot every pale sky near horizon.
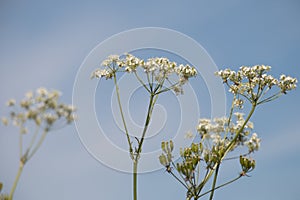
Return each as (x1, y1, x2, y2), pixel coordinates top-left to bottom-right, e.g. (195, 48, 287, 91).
(1, 1, 300, 200)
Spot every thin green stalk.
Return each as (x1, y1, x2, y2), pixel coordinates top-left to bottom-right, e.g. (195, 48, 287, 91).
(134, 71, 151, 93)
(23, 125, 40, 158)
(258, 92, 282, 105)
(196, 168, 210, 196)
(198, 175, 242, 198)
(133, 93, 156, 200)
(27, 130, 48, 161)
(151, 71, 154, 88)
(172, 162, 189, 189)
(227, 95, 236, 126)
(224, 103, 256, 155)
(169, 171, 189, 190)
(196, 162, 200, 186)
(258, 86, 270, 101)
(9, 161, 24, 200)
(133, 160, 138, 200)
(209, 163, 220, 200)
(135, 93, 156, 155)
(146, 72, 152, 91)
(113, 74, 133, 155)
(19, 133, 23, 160)
(225, 82, 251, 102)
(224, 95, 236, 140)
(155, 80, 180, 95)
(197, 103, 257, 192)
(223, 152, 251, 161)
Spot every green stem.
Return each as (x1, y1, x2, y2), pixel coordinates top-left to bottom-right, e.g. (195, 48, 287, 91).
(146, 72, 152, 91)
(224, 103, 256, 154)
(227, 95, 236, 126)
(9, 161, 25, 200)
(113, 74, 133, 155)
(196, 168, 209, 195)
(224, 95, 236, 140)
(132, 92, 158, 200)
(169, 171, 189, 190)
(23, 125, 40, 159)
(136, 94, 156, 155)
(223, 152, 251, 161)
(133, 160, 138, 200)
(154, 81, 179, 95)
(27, 126, 40, 152)
(257, 92, 282, 105)
(19, 133, 23, 160)
(27, 130, 48, 161)
(198, 175, 242, 198)
(134, 71, 151, 93)
(209, 163, 220, 200)
(172, 162, 190, 189)
(197, 103, 257, 192)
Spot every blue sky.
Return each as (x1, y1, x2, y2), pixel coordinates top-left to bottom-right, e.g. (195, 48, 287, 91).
(0, 1, 300, 200)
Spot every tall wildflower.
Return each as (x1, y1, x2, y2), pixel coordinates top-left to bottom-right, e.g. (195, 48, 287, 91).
(91, 53, 197, 200)
(160, 65, 297, 200)
(1, 88, 76, 200)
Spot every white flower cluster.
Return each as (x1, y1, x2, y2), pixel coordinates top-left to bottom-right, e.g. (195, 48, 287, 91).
(233, 98, 244, 109)
(91, 68, 112, 79)
(216, 65, 297, 103)
(279, 74, 298, 94)
(91, 53, 197, 95)
(160, 112, 261, 187)
(2, 88, 76, 133)
(245, 133, 261, 152)
(196, 112, 259, 153)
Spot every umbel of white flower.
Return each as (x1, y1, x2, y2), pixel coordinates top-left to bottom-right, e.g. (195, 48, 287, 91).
(1, 88, 76, 200)
(2, 88, 76, 133)
(215, 65, 297, 105)
(91, 54, 197, 95)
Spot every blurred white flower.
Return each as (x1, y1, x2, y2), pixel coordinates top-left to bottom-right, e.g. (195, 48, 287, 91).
(1, 117, 8, 126)
(184, 131, 194, 139)
(2, 88, 76, 133)
(6, 99, 16, 106)
(245, 133, 261, 152)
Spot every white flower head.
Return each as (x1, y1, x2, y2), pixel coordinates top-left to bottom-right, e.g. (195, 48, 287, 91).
(2, 88, 76, 133)
(25, 91, 33, 99)
(91, 69, 112, 79)
(101, 55, 120, 66)
(234, 99, 244, 109)
(245, 133, 261, 152)
(6, 99, 16, 106)
(234, 112, 245, 121)
(92, 53, 198, 96)
(1, 117, 9, 126)
(184, 130, 194, 139)
(37, 87, 48, 96)
(216, 65, 297, 103)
